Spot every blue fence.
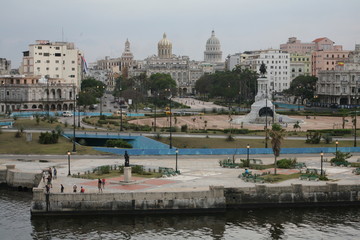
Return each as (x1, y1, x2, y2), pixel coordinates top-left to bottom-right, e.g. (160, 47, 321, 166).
(92, 146, 360, 156)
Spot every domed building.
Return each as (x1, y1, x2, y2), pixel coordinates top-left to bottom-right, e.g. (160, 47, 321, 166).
(158, 33, 172, 59)
(204, 30, 223, 63)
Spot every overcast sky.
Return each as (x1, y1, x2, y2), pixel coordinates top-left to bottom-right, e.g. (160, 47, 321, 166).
(1, 0, 360, 68)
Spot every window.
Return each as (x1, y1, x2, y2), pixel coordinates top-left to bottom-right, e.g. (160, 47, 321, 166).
(72, 68, 75, 71)
(38, 46, 42, 49)
(46, 60, 50, 63)
(55, 47, 60, 50)
(55, 53, 61, 57)
(44, 53, 49, 56)
(36, 60, 41, 63)
(72, 61, 75, 64)
(55, 60, 59, 63)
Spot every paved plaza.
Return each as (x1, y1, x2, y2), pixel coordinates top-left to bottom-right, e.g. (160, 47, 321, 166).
(1, 153, 360, 194)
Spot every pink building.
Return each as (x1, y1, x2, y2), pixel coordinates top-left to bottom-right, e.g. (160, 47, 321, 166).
(311, 37, 349, 76)
(280, 37, 316, 54)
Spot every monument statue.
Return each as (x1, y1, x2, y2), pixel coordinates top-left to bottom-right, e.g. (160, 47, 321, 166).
(259, 62, 267, 77)
(124, 151, 130, 167)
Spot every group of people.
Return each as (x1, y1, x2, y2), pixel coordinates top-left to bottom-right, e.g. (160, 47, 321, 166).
(98, 178, 106, 192)
(43, 167, 56, 193)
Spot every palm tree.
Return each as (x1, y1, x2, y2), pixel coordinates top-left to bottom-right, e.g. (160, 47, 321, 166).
(267, 123, 286, 175)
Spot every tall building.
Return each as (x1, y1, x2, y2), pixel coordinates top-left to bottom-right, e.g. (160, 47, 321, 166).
(0, 58, 11, 75)
(204, 30, 222, 63)
(120, 39, 135, 78)
(316, 44, 360, 106)
(239, 49, 290, 92)
(311, 37, 350, 76)
(20, 40, 84, 88)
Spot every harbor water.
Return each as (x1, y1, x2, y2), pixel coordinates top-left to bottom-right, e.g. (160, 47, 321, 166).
(1, 189, 359, 240)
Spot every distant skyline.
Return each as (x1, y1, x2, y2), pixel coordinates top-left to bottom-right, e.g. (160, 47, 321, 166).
(1, 0, 360, 68)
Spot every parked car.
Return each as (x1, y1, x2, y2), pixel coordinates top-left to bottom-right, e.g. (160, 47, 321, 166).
(62, 111, 73, 117)
(143, 107, 152, 111)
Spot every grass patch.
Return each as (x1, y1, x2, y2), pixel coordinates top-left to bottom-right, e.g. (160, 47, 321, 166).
(0, 132, 108, 155)
(262, 173, 302, 183)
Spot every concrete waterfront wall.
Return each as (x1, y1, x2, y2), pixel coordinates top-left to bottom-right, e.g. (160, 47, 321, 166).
(0, 165, 42, 189)
(225, 183, 360, 208)
(31, 186, 226, 215)
(31, 183, 360, 216)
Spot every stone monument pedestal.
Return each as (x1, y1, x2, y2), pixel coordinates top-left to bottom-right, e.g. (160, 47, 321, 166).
(122, 167, 133, 183)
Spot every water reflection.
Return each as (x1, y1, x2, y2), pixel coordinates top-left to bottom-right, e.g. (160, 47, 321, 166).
(1, 189, 360, 240)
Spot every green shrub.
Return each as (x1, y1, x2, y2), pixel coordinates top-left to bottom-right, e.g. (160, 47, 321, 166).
(305, 132, 321, 144)
(330, 151, 352, 163)
(98, 165, 110, 174)
(132, 165, 144, 174)
(105, 139, 132, 148)
(277, 158, 297, 169)
(181, 124, 188, 132)
(39, 131, 59, 144)
(223, 128, 249, 134)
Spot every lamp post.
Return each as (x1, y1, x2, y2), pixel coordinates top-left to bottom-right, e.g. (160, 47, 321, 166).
(320, 151, 324, 177)
(166, 88, 172, 149)
(77, 95, 80, 127)
(247, 144, 250, 162)
(119, 88, 123, 132)
(72, 87, 76, 153)
(335, 140, 339, 153)
(175, 149, 178, 173)
(354, 80, 359, 147)
(67, 151, 71, 176)
(154, 91, 158, 132)
(265, 87, 268, 148)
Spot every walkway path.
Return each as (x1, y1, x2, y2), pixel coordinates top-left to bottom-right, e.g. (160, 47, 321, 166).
(2, 153, 360, 194)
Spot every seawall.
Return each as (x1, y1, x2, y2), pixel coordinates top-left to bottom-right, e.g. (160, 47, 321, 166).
(31, 185, 226, 216)
(31, 183, 360, 216)
(0, 165, 42, 190)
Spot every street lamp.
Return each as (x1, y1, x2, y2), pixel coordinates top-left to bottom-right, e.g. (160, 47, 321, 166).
(265, 87, 268, 148)
(175, 149, 178, 173)
(154, 91, 159, 132)
(320, 151, 324, 176)
(67, 151, 71, 176)
(119, 87, 123, 132)
(247, 144, 250, 162)
(77, 95, 80, 127)
(335, 140, 339, 153)
(165, 88, 172, 149)
(72, 87, 76, 152)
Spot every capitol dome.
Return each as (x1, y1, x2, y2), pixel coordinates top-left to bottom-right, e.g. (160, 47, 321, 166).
(158, 33, 172, 58)
(206, 30, 220, 45)
(204, 30, 222, 63)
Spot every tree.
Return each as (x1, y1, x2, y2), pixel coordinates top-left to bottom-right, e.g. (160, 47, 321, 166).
(267, 123, 286, 175)
(283, 75, 318, 104)
(195, 68, 258, 105)
(293, 121, 301, 132)
(149, 73, 176, 93)
(81, 77, 106, 98)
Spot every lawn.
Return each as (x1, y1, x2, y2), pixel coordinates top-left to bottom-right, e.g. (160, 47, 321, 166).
(151, 136, 354, 149)
(0, 132, 108, 155)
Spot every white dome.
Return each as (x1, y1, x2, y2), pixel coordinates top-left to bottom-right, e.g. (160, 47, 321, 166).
(158, 33, 172, 47)
(206, 30, 220, 45)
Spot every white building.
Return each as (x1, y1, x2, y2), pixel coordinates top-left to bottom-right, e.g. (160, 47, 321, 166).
(0, 75, 75, 114)
(129, 33, 218, 95)
(20, 40, 84, 88)
(204, 30, 222, 63)
(239, 49, 290, 92)
(0, 58, 11, 75)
